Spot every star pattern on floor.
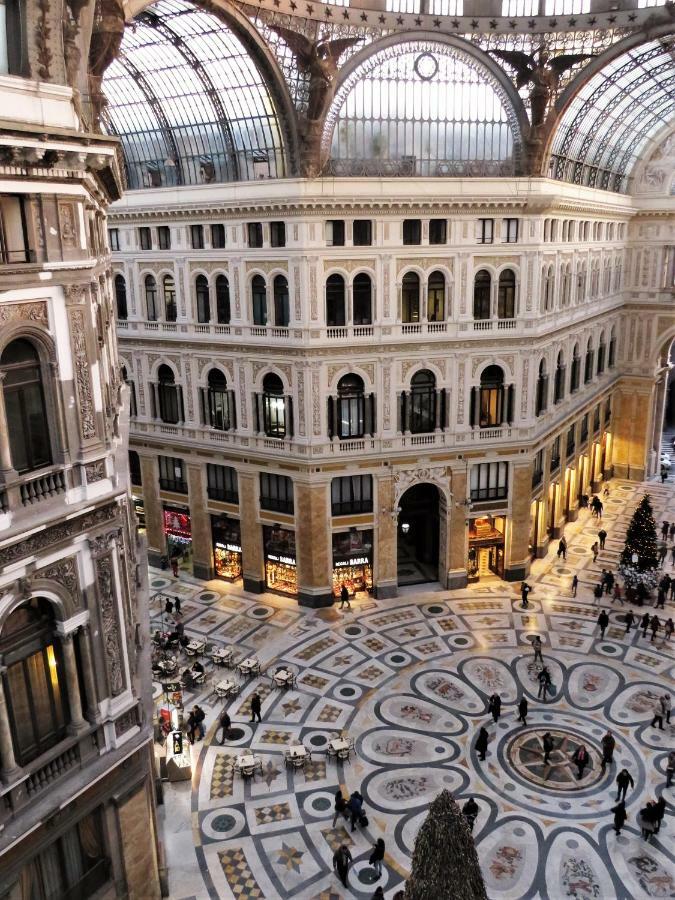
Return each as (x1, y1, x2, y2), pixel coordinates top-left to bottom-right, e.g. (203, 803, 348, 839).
(276, 842, 304, 872)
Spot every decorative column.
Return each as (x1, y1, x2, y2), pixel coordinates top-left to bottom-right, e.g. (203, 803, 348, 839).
(0, 669, 21, 782)
(78, 625, 100, 721)
(296, 482, 332, 608)
(60, 633, 87, 733)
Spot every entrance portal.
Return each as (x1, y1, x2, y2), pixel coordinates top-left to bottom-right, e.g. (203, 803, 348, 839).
(397, 484, 440, 586)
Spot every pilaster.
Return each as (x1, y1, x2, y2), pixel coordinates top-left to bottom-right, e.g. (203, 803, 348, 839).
(239, 472, 264, 593)
(505, 463, 532, 581)
(138, 454, 165, 566)
(186, 464, 213, 580)
(296, 482, 333, 607)
(374, 474, 397, 599)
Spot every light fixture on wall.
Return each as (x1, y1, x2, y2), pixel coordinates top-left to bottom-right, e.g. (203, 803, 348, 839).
(401, 521, 411, 534)
(381, 505, 402, 522)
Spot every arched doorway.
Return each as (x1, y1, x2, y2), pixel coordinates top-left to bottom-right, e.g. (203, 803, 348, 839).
(397, 484, 440, 586)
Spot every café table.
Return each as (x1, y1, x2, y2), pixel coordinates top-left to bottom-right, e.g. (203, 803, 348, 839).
(237, 657, 260, 676)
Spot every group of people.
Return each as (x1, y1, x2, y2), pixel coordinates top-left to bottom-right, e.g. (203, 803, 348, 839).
(185, 704, 206, 744)
(332, 790, 384, 888)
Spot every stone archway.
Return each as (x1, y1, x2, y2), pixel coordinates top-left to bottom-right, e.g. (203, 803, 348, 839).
(397, 483, 442, 587)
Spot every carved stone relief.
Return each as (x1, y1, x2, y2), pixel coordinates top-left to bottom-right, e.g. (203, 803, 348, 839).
(0, 300, 48, 326)
(114, 706, 138, 737)
(35, 556, 80, 606)
(58, 201, 78, 248)
(0, 504, 117, 567)
(245, 261, 288, 275)
(396, 258, 453, 275)
(69, 308, 97, 439)
(457, 361, 465, 422)
(232, 263, 241, 318)
(293, 264, 301, 321)
(238, 365, 248, 428)
(526, 257, 534, 312)
(85, 459, 106, 483)
(312, 367, 321, 436)
(187, 262, 228, 275)
(382, 363, 391, 430)
(297, 369, 306, 436)
(96, 554, 125, 697)
(521, 358, 529, 417)
(322, 258, 376, 273)
(383, 256, 391, 319)
(474, 255, 520, 268)
(394, 466, 450, 504)
(309, 262, 318, 320)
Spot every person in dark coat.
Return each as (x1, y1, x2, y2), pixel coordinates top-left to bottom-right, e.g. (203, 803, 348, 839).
(571, 574, 578, 597)
(517, 696, 528, 725)
(186, 711, 196, 745)
(339, 583, 351, 610)
(572, 744, 590, 779)
(369, 838, 385, 878)
(616, 768, 635, 801)
(373, 888, 385, 900)
(601, 730, 615, 771)
(332, 790, 348, 827)
(333, 845, 352, 887)
(612, 800, 627, 835)
(557, 537, 567, 560)
(641, 612, 650, 637)
(249, 692, 262, 723)
(654, 796, 666, 833)
(662, 521, 670, 540)
(639, 802, 657, 840)
(532, 636, 543, 663)
(520, 582, 532, 608)
(475, 726, 489, 761)
(598, 529, 607, 550)
(218, 709, 231, 744)
(347, 791, 364, 832)
(164, 597, 173, 616)
(597, 610, 609, 639)
(604, 571, 614, 595)
(542, 731, 554, 765)
(537, 666, 552, 700)
(462, 797, 479, 832)
(174, 596, 181, 615)
(593, 583, 604, 603)
(624, 610, 635, 633)
(650, 615, 660, 642)
(488, 693, 502, 723)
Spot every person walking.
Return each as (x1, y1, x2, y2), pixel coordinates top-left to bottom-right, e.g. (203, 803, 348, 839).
(597, 610, 609, 640)
(654, 796, 666, 834)
(333, 845, 353, 887)
(347, 791, 364, 832)
(538, 666, 552, 701)
(532, 635, 543, 663)
(601, 730, 615, 771)
(612, 800, 628, 835)
(658, 542, 668, 566)
(174, 596, 181, 616)
(475, 726, 489, 761)
(651, 698, 664, 730)
(557, 537, 567, 560)
(593, 583, 603, 604)
(171, 556, 179, 578)
(665, 750, 675, 788)
(164, 597, 174, 617)
(520, 581, 532, 609)
(670, 578, 675, 600)
(656, 588, 666, 609)
(669, 522, 675, 543)
(218, 709, 231, 744)
(339, 583, 351, 610)
(517, 696, 528, 725)
(571, 574, 579, 597)
(661, 465, 668, 484)
(662, 521, 670, 541)
(612, 583, 623, 604)
(598, 528, 607, 550)
(641, 612, 651, 638)
(666, 618, 674, 641)
(186, 710, 196, 746)
(670, 543, 675, 568)
(639, 802, 657, 841)
(542, 731, 555, 766)
(332, 790, 348, 826)
(604, 571, 614, 596)
(625, 610, 635, 634)
(488, 692, 502, 723)
(591, 542, 599, 563)
(193, 705, 206, 741)
(592, 497, 603, 519)
(250, 691, 262, 724)
(616, 768, 634, 801)
(661, 693, 671, 724)
(373, 888, 385, 900)
(650, 615, 660, 642)
(462, 797, 479, 832)
(572, 744, 590, 780)
(369, 838, 385, 878)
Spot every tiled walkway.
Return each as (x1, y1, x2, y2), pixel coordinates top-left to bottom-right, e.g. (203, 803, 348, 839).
(154, 478, 675, 900)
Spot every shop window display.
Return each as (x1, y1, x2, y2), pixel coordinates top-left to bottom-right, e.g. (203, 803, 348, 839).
(211, 516, 242, 581)
(332, 530, 373, 597)
(467, 516, 505, 581)
(263, 525, 297, 595)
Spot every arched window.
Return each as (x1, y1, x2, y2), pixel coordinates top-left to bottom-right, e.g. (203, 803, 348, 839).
(554, 351, 566, 404)
(156, 364, 182, 424)
(597, 333, 606, 375)
(1, 339, 52, 474)
(163, 275, 177, 321)
(261, 373, 287, 438)
(542, 265, 554, 312)
(202, 369, 234, 431)
(0, 598, 69, 765)
(410, 370, 437, 434)
(576, 262, 586, 303)
(561, 265, 571, 307)
(114, 274, 127, 320)
(145, 275, 158, 321)
(613, 259, 622, 292)
(535, 359, 548, 417)
(498, 269, 516, 319)
(195, 275, 210, 324)
(353, 274, 372, 325)
(251, 275, 267, 326)
(427, 271, 445, 322)
(473, 270, 491, 320)
(570, 344, 581, 392)
(336, 374, 367, 439)
(603, 260, 611, 294)
(273, 275, 289, 328)
(402, 272, 420, 323)
(471, 365, 513, 429)
(608, 327, 617, 368)
(216, 275, 231, 325)
(584, 338, 594, 384)
(326, 274, 346, 327)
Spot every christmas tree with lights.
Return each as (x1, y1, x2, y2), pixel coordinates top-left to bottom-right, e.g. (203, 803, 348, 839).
(618, 493, 659, 592)
(404, 790, 487, 900)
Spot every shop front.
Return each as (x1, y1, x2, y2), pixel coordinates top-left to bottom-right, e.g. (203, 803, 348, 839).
(468, 516, 505, 581)
(332, 529, 373, 597)
(263, 525, 297, 596)
(211, 515, 242, 582)
(163, 504, 192, 571)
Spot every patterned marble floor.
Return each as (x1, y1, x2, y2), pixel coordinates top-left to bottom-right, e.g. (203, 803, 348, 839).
(154, 478, 675, 900)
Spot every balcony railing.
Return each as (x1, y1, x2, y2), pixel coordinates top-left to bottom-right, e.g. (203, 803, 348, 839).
(19, 468, 66, 505)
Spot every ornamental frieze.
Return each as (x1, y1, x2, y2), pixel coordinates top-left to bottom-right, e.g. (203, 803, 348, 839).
(187, 262, 229, 275)
(0, 504, 118, 567)
(473, 255, 520, 268)
(96, 554, 125, 697)
(396, 258, 454, 275)
(393, 465, 450, 504)
(69, 308, 97, 439)
(322, 258, 376, 273)
(84, 460, 106, 483)
(244, 261, 288, 275)
(0, 301, 49, 326)
(34, 556, 80, 604)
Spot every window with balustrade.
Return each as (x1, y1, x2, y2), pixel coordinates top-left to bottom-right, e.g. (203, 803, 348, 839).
(554, 351, 566, 404)
(256, 373, 292, 438)
(498, 269, 516, 319)
(584, 338, 594, 384)
(211, 223, 226, 249)
(273, 275, 289, 327)
(535, 359, 548, 416)
(248, 222, 263, 248)
(402, 272, 420, 323)
(114, 274, 127, 320)
(429, 219, 447, 245)
(158, 225, 171, 250)
(399, 369, 445, 434)
(260, 472, 294, 513)
(195, 274, 210, 323)
(353, 220, 372, 246)
(326, 220, 345, 246)
(138, 226, 151, 250)
(470, 365, 513, 428)
(270, 221, 286, 248)
(1, 338, 52, 474)
(403, 219, 421, 245)
(473, 269, 491, 320)
(216, 275, 230, 325)
(251, 275, 267, 326)
(326, 274, 346, 327)
(163, 274, 177, 321)
(427, 271, 445, 322)
(191, 224, 204, 249)
(352, 274, 372, 325)
(328, 374, 375, 439)
(153, 364, 183, 424)
(121, 365, 137, 417)
(570, 344, 581, 392)
(201, 369, 235, 431)
(145, 275, 158, 320)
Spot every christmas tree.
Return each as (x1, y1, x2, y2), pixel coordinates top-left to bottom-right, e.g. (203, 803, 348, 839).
(404, 790, 487, 900)
(618, 493, 659, 591)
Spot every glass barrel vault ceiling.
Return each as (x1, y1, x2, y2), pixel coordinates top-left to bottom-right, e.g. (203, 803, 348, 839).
(550, 37, 675, 193)
(102, 0, 286, 189)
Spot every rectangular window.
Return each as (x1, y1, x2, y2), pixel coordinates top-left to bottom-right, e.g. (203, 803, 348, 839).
(477, 218, 494, 244)
(248, 222, 263, 248)
(5, 646, 67, 765)
(402, 219, 422, 245)
(593, 405, 601, 433)
(211, 224, 226, 249)
(159, 455, 187, 493)
(503, 218, 519, 243)
(470, 462, 508, 501)
(206, 463, 239, 503)
(157, 226, 171, 250)
(270, 221, 286, 247)
(331, 475, 373, 515)
(550, 436, 561, 472)
(191, 224, 204, 249)
(138, 227, 151, 250)
(353, 220, 372, 246)
(260, 473, 294, 514)
(108, 228, 120, 251)
(326, 220, 345, 246)
(566, 425, 576, 457)
(532, 449, 544, 488)
(581, 413, 589, 442)
(429, 219, 447, 244)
